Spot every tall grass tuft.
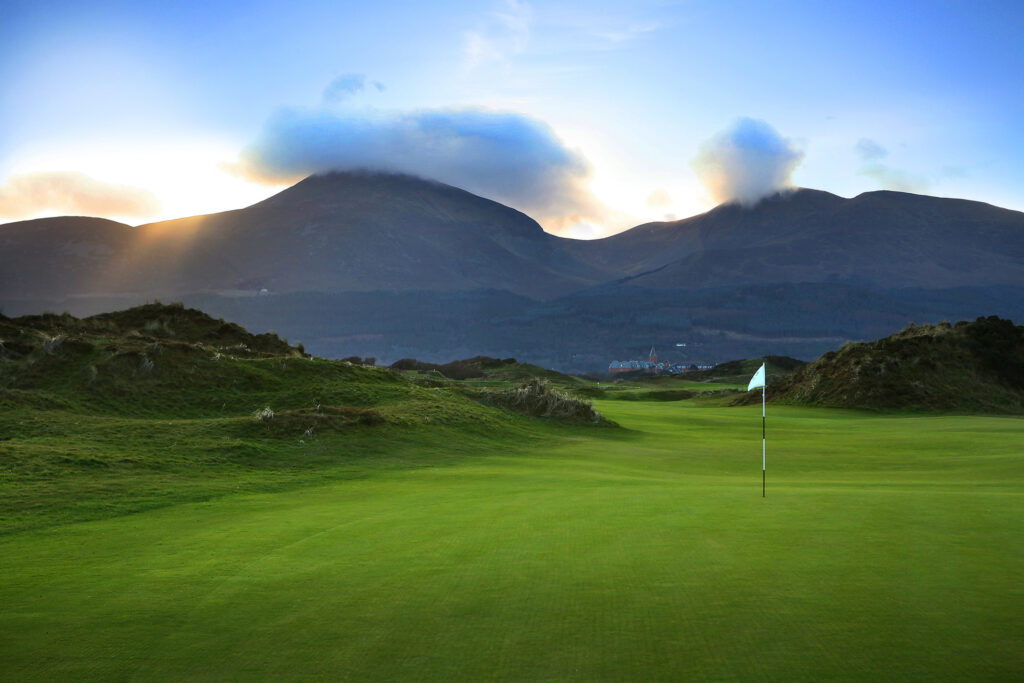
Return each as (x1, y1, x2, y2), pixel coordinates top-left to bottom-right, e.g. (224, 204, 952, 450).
(42, 335, 65, 355)
(488, 379, 610, 424)
(253, 406, 275, 422)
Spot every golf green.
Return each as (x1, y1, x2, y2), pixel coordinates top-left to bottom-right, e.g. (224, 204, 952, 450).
(2, 401, 1022, 680)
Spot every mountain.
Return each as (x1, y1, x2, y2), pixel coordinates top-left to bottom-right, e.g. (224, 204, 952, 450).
(570, 189, 846, 276)
(4, 180, 1023, 306)
(0, 217, 135, 301)
(571, 189, 1024, 289)
(3, 176, 1024, 372)
(0, 172, 612, 302)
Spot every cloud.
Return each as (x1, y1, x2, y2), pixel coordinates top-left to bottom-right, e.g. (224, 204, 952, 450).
(0, 171, 160, 221)
(229, 105, 606, 234)
(322, 74, 385, 105)
(595, 21, 662, 43)
(464, 0, 532, 70)
(855, 138, 888, 162)
(691, 118, 805, 206)
(322, 74, 366, 104)
(858, 164, 930, 194)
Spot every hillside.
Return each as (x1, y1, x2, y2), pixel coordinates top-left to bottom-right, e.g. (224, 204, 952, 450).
(0, 303, 608, 531)
(390, 354, 584, 385)
(6, 301, 299, 358)
(685, 355, 805, 385)
(750, 316, 1024, 412)
(0, 216, 135, 301)
(569, 188, 846, 276)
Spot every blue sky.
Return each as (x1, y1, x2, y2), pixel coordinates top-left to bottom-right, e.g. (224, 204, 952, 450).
(1, 0, 1021, 236)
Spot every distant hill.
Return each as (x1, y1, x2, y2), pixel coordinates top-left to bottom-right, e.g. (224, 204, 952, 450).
(685, 355, 805, 385)
(748, 316, 1024, 412)
(4, 301, 299, 358)
(0, 302, 318, 420)
(4, 176, 1024, 373)
(5, 181, 1023, 307)
(0, 172, 612, 302)
(0, 216, 135, 301)
(390, 355, 583, 386)
(571, 189, 1024, 289)
(0, 303, 608, 533)
(0, 302, 605, 423)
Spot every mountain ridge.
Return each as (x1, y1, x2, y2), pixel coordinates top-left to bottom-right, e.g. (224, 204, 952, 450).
(0, 172, 617, 301)
(570, 187, 1024, 289)
(3, 173, 1024, 371)
(4, 178, 1024, 299)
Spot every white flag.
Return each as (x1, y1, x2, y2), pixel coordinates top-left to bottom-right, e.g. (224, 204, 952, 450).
(747, 363, 766, 391)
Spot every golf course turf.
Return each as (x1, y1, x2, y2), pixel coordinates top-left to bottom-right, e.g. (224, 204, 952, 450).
(2, 398, 1022, 680)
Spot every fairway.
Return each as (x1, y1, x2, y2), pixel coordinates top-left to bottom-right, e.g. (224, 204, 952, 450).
(3, 401, 1023, 680)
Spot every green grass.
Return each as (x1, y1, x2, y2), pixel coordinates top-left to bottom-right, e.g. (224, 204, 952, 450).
(2, 398, 1023, 680)
(0, 323, 561, 532)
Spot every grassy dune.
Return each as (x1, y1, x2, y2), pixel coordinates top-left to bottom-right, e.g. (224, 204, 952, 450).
(1, 305, 580, 532)
(2, 398, 1022, 680)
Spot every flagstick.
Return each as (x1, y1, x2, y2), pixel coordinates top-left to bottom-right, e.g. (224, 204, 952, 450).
(747, 363, 767, 498)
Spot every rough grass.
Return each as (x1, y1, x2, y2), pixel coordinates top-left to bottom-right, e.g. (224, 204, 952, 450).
(392, 354, 585, 386)
(246, 404, 386, 437)
(391, 355, 516, 379)
(6, 301, 299, 356)
(683, 354, 805, 385)
(0, 307, 610, 533)
(745, 316, 1024, 412)
(482, 378, 610, 423)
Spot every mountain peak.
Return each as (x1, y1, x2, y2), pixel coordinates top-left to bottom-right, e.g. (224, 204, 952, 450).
(0, 169, 613, 302)
(705, 187, 845, 216)
(258, 170, 483, 208)
(287, 169, 453, 195)
(250, 170, 548, 234)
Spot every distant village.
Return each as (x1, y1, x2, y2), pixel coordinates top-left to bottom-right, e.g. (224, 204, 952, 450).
(608, 347, 714, 375)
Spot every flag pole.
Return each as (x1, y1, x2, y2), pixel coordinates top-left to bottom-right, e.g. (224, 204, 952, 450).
(746, 362, 767, 498)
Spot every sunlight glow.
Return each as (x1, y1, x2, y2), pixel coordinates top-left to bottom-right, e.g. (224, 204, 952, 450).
(555, 125, 714, 237)
(2, 139, 286, 226)
(0, 130, 718, 236)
